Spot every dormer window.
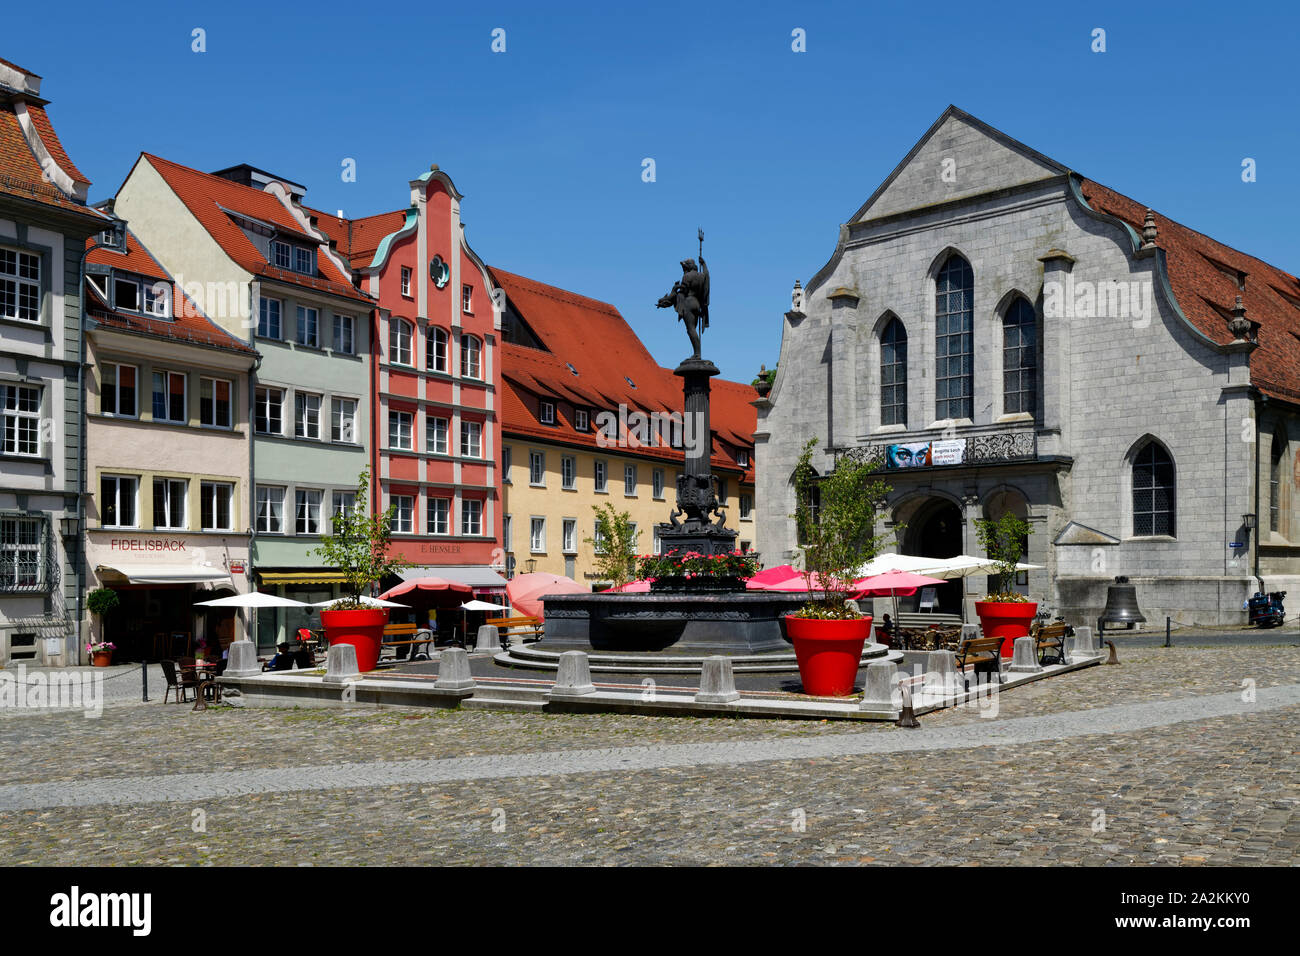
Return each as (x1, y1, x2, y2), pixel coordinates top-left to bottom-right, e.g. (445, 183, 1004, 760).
(100, 230, 120, 248)
(272, 240, 291, 269)
(540, 400, 555, 425)
(294, 247, 313, 275)
(574, 409, 589, 431)
(113, 276, 140, 312)
(270, 240, 315, 275)
(738, 450, 750, 468)
(143, 280, 170, 318)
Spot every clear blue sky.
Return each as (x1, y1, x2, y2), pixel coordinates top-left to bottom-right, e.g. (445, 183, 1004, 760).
(11, 0, 1299, 383)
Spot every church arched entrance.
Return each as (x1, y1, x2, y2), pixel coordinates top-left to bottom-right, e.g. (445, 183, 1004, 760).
(902, 499, 964, 615)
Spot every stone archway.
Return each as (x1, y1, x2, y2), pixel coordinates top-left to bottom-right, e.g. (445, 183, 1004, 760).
(902, 498, 964, 614)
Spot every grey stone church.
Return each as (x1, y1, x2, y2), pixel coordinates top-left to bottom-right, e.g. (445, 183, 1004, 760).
(755, 107, 1300, 626)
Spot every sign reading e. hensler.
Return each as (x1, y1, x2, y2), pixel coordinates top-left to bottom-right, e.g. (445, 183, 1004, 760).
(109, 539, 187, 551)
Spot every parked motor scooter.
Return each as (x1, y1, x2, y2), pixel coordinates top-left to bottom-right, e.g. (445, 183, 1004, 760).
(1246, 590, 1287, 627)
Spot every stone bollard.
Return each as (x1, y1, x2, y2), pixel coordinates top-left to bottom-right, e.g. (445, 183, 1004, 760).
(549, 650, 596, 698)
(960, 623, 982, 642)
(1069, 626, 1097, 661)
(922, 650, 961, 697)
(695, 656, 740, 704)
(323, 643, 361, 683)
(1008, 635, 1043, 673)
(474, 624, 502, 653)
(435, 647, 476, 690)
(858, 660, 899, 714)
(225, 639, 263, 678)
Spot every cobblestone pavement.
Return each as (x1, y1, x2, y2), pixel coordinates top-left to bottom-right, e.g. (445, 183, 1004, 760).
(0, 646, 1296, 865)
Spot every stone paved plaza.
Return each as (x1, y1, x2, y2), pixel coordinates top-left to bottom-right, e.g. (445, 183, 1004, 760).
(0, 643, 1296, 865)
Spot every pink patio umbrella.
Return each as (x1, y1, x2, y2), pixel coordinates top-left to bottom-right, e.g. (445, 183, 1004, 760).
(377, 577, 474, 601)
(744, 564, 800, 589)
(506, 572, 588, 619)
(849, 570, 947, 641)
(605, 579, 652, 593)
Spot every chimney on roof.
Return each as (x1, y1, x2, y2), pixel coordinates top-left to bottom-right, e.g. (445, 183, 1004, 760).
(1141, 209, 1158, 249)
(337, 210, 344, 219)
(1228, 295, 1252, 342)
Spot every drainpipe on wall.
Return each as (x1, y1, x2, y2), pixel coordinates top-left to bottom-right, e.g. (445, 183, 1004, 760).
(1255, 394, 1264, 584)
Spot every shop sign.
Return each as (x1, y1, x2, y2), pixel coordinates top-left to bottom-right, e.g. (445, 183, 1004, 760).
(229, 561, 246, 573)
(419, 543, 463, 554)
(110, 538, 187, 551)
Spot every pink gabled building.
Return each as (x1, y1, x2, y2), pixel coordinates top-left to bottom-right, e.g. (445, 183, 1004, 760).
(308, 166, 503, 584)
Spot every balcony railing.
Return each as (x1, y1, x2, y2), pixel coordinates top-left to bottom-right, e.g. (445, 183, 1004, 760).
(836, 427, 1038, 472)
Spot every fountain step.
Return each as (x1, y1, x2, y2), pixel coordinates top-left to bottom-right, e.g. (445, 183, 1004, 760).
(493, 642, 890, 674)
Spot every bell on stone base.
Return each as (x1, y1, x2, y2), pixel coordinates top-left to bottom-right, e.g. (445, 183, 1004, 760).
(1098, 576, 1146, 634)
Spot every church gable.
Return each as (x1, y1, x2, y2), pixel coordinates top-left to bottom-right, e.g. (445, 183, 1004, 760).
(854, 107, 1066, 223)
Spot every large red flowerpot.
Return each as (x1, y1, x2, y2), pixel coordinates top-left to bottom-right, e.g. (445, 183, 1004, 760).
(786, 614, 872, 698)
(974, 601, 1038, 658)
(320, 607, 390, 672)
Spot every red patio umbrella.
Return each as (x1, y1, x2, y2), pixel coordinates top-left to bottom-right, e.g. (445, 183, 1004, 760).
(745, 564, 799, 589)
(605, 579, 652, 593)
(377, 577, 474, 601)
(506, 572, 588, 619)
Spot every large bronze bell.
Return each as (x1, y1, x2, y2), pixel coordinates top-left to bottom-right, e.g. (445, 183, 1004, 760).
(1098, 575, 1146, 632)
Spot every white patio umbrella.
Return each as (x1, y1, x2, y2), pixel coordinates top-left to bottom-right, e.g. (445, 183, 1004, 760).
(460, 600, 508, 612)
(309, 596, 408, 608)
(194, 592, 309, 608)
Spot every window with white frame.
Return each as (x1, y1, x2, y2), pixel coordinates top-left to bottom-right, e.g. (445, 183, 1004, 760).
(461, 420, 482, 458)
(392, 496, 413, 533)
(652, 468, 664, 500)
(152, 477, 187, 530)
(0, 385, 39, 457)
(401, 266, 412, 297)
(0, 247, 41, 323)
(427, 327, 448, 372)
(101, 363, 138, 417)
(390, 318, 412, 365)
(271, 240, 291, 269)
(462, 284, 473, 314)
(389, 410, 413, 450)
(574, 409, 588, 431)
(296, 306, 319, 348)
(461, 498, 482, 536)
(460, 334, 481, 379)
(530, 517, 545, 553)
(332, 314, 354, 354)
(737, 450, 750, 468)
(529, 451, 545, 486)
(294, 246, 314, 275)
(256, 486, 285, 533)
(561, 455, 576, 490)
(503, 513, 512, 551)
(201, 481, 234, 531)
(539, 400, 555, 425)
(624, 464, 637, 496)
(653, 527, 662, 555)
(0, 515, 43, 589)
(502, 445, 512, 482)
(427, 416, 448, 455)
(143, 279, 169, 317)
(295, 488, 323, 534)
(255, 387, 284, 435)
(151, 370, 187, 424)
(592, 520, 606, 554)
(113, 275, 140, 312)
(427, 497, 450, 535)
(100, 475, 138, 528)
(331, 397, 357, 443)
(295, 392, 321, 440)
(628, 522, 638, 554)
(258, 297, 281, 339)
(740, 494, 752, 520)
(594, 459, 607, 493)
(331, 491, 357, 530)
(562, 518, 576, 554)
(199, 377, 233, 428)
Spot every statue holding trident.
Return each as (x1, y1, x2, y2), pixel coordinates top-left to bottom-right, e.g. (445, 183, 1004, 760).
(656, 228, 710, 359)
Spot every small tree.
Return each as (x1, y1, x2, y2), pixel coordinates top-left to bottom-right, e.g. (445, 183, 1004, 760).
(86, 587, 119, 643)
(585, 502, 639, 588)
(974, 511, 1032, 601)
(311, 468, 411, 608)
(791, 438, 892, 618)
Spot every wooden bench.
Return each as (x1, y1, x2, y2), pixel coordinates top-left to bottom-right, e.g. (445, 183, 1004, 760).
(485, 616, 543, 650)
(380, 623, 436, 661)
(954, 633, 1005, 685)
(1031, 621, 1070, 666)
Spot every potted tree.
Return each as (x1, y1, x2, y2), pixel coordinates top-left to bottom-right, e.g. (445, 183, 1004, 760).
(311, 468, 410, 671)
(85, 587, 119, 664)
(973, 511, 1036, 658)
(787, 438, 892, 696)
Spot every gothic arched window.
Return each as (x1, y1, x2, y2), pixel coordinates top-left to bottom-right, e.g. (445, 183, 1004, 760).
(935, 255, 974, 420)
(880, 318, 907, 426)
(1133, 442, 1175, 537)
(1003, 298, 1037, 415)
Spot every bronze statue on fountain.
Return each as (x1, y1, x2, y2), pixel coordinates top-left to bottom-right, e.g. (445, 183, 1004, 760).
(654, 230, 738, 560)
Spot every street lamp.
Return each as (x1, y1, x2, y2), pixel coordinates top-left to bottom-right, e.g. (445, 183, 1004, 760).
(59, 516, 80, 538)
(1242, 513, 1257, 532)
(525, 559, 537, 574)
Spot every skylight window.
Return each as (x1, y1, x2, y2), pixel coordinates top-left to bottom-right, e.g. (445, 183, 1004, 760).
(566, 363, 578, 376)
(625, 376, 637, 388)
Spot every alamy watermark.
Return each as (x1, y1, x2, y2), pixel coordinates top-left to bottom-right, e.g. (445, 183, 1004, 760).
(595, 404, 706, 456)
(0, 665, 104, 718)
(1043, 275, 1152, 327)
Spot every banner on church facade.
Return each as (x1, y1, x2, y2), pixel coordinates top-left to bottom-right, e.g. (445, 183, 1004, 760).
(885, 439, 967, 469)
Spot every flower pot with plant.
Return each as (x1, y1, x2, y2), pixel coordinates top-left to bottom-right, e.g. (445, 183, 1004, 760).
(311, 468, 410, 671)
(86, 586, 119, 656)
(87, 640, 116, 666)
(973, 511, 1036, 658)
(786, 438, 892, 697)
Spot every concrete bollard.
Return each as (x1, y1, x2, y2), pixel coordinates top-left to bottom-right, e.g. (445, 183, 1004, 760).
(1069, 626, 1097, 662)
(695, 656, 740, 703)
(922, 650, 961, 697)
(225, 639, 262, 678)
(1008, 635, 1043, 673)
(474, 624, 502, 653)
(549, 650, 596, 698)
(323, 643, 361, 683)
(858, 660, 899, 714)
(434, 647, 476, 690)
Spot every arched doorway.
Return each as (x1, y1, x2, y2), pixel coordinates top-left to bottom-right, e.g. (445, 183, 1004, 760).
(903, 499, 964, 614)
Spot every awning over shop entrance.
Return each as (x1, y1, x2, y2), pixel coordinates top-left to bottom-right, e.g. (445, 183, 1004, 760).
(398, 565, 508, 589)
(258, 571, 348, 585)
(97, 565, 232, 586)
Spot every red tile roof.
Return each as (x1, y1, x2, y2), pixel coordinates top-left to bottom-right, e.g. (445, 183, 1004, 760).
(491, 266, 756, 480)
(85, 230, 257, 356)
(0, 101, 101, 215)
(25, 104, 87, 184)
(303, 205, 406, 269)
(141, 153, 371, 303)
(1080, 180, 1300, 406)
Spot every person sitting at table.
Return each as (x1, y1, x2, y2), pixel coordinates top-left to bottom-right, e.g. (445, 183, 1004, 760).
(265, 642, 295, 671)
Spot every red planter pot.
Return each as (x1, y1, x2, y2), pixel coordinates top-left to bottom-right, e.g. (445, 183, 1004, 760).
(974, 601, 1039, 658)
(320, 607, 391, 672)
(785, 614, 872, 698)
(91, 652, 112, 668)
